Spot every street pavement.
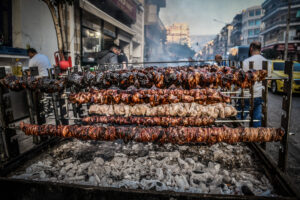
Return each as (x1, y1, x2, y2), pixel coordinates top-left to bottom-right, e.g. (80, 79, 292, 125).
(266, 92, 300, 190)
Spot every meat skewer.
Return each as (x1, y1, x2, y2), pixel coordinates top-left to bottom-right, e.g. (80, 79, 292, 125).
(69, 88, 231, 105)
(89, 103, 238, 118)
(20, 122, 285, 144)
(1, 67, 267, 91)
(67, 68, 267, 89)
(0, 75, 65, 93)
(81, 116, 215, 127)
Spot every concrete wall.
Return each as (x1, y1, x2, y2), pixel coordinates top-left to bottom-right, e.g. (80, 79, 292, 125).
(12, 0, 58, 65)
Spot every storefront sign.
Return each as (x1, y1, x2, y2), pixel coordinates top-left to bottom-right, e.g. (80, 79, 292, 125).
(111, 0, 136, 21)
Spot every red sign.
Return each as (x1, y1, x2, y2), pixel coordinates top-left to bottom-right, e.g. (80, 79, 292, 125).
(111, 0, 136, 21)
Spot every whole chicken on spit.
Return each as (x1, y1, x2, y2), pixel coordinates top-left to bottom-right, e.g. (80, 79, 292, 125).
(0, 66, 268, 91)
(89, 103, 237, 118)
(20, 122, 285, 145)
(69, 88, 231, 106)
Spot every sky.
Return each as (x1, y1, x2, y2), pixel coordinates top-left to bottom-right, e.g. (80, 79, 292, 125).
(160, 0, 264, 35)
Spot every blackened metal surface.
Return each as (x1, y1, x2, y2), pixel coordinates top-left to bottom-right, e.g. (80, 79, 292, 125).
(248, 143, 299, 199)
(278, 61, 293, 171)
(0, 178, 297, 200)
(0, 137, 63, 176)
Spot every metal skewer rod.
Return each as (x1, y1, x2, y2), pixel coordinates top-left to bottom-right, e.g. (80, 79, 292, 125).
(221, 91, 250, 94)
(230, 96, 252, 99)
(215, 119, 260, 123)
(47, 117, 84, 120)
(265, 77, 288, 80)
(237, 111, 250, 113)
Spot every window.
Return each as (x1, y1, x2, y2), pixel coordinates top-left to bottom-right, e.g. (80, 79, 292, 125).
(255, 19, 261, 26)
(248, 29, 254, 36)
(255, 9, 261, 16)
(297, 10, 300, 18)
(294, 63, 300, 72)
(81, 27, 102, 65)
(254, 28, 260, 35)
(249, 10, 255, 17)
(247, 38, 254, 44)
(274, 63, 300, 71)
(0, 0, 12, 47)
(273, 63, 284, 71)
(248, 20, 255, 26)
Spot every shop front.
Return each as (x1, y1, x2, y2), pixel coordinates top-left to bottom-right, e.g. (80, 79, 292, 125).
(79, 0, 137, 66)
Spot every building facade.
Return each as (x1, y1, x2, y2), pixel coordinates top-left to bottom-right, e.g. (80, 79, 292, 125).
(0, 0, 145, 68)
(230, 13, 243, 47)
(166, 23, 191, 47)
(241, 5, 263, 45)
(79, 0, 144, 66)
(261, 0, 300, 60)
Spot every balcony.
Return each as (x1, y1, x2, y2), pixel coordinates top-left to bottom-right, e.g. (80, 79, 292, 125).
(261, 18, 300, 35)
(262, 1, 300, 21)
(264, 35, 299, 46)
(264, 38, 280, 46)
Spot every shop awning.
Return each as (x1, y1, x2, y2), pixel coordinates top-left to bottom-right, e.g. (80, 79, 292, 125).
(80, 0, 135, 36)
(276, 44, 295, 51)
(262, 45, 274, 51)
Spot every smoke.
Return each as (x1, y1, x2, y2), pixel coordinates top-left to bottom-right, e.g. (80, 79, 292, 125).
(159, 0, 264, 35)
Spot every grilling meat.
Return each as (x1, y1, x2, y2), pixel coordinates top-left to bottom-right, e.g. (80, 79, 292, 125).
(69, 88, 230, 105)
(67, 67, 267, 89)
(20, 122, 285, 144)
(81, 116, 215, 126)
(0, 75, 24, 91)
(1, 66, 267, 91)
(0, 75, 65, 93)
(89, 103, 237, 118)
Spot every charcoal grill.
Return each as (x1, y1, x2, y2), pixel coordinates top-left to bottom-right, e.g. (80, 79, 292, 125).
(0, 60, 298, 200)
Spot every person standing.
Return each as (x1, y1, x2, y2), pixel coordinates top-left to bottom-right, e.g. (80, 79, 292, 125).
(236, 41, 271, 127)
(118, 49, 128, 70)
(27, 48, 52, 76)
(97, 45, 120, 70)
(214, 54, 223, 66)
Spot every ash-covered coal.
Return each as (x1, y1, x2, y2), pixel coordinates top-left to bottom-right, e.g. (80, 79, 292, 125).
(11, 140, 276, 196)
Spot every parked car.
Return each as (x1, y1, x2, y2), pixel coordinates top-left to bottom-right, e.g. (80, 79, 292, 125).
(268, 60, 300, 94)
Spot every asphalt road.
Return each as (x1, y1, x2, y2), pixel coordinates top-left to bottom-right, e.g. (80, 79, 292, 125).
(266, 92, 300, 189)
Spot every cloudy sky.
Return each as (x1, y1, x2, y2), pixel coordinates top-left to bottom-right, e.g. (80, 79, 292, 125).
(160, 0, 264, 35)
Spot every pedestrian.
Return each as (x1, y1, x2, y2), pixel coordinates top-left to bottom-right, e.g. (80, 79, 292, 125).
(27, 48, 52, 76)
(97, 45, 120, 70)
(118, 49, 128, 70)
(214, 54, 222, 66)
(188, 56, 194, 66)
(236, 41, 271, 127)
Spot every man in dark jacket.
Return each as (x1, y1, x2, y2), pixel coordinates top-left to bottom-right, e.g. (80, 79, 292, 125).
(97, 45, 120, 68)
(118, 49, 128, 69)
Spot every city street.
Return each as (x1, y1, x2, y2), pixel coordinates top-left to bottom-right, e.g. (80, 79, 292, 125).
(266, 92, 300, 189)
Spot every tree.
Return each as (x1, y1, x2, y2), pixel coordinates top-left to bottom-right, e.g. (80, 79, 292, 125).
(167, 43, 196, 59)
(41, 0, 74, 52)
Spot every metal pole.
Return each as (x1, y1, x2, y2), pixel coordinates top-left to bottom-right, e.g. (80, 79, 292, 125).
(261, 61, 269, 149)
(0, 87, 9, 159)
(48, 69, 60, 125)
(240, 61, 245, 120)
(284, 0, 291, 60)
(249, 61, 254, 127)
(278, 61, 293, 171)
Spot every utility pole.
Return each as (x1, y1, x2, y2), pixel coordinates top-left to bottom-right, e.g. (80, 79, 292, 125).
(284, 0, 291, 60)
